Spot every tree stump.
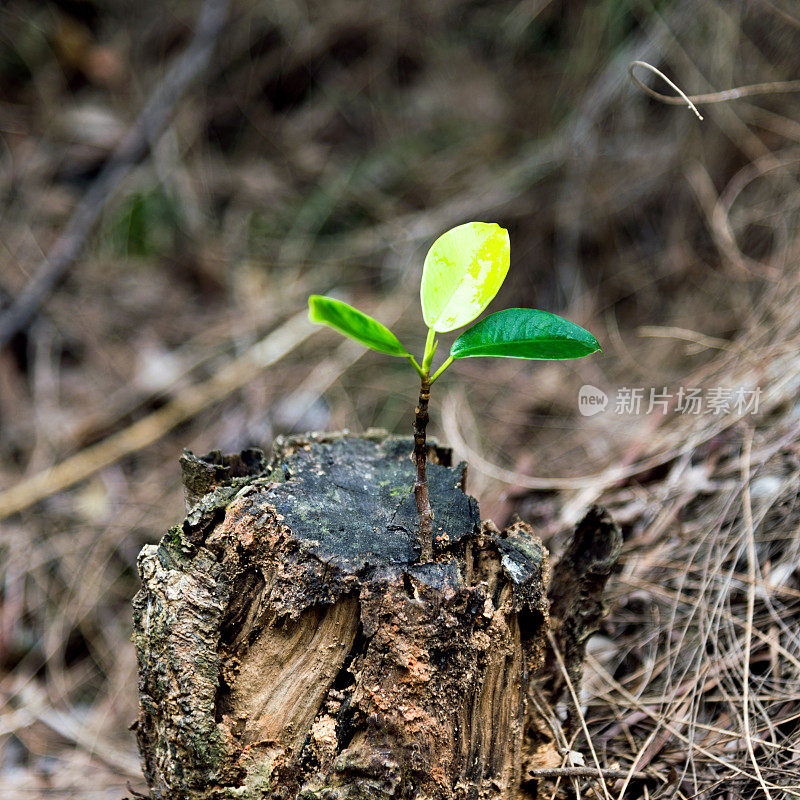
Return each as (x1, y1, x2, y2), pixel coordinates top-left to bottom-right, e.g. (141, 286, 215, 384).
(132, 431, 550, 799)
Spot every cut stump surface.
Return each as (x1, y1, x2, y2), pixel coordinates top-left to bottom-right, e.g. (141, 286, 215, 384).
(132, 432, 550, 799)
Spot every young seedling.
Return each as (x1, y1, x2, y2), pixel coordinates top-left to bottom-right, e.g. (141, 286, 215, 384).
(308, 221, 601, 562)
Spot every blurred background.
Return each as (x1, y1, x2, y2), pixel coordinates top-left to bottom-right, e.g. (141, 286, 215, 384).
(1, 0, 800, 797)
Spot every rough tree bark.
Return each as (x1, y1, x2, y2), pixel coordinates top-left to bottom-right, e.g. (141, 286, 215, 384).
(132, 432, 552, 800)
(542, 505, 622, 719)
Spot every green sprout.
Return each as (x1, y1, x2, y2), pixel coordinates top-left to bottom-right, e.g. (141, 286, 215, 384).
(308, 221, 601, 562)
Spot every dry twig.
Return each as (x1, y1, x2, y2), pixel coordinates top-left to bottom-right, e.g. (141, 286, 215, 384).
(0, 0, 229, 349)
(0, 311, 314, 520)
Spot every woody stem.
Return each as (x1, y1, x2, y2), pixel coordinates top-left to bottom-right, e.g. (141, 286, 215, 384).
(413, 375, 433, 562)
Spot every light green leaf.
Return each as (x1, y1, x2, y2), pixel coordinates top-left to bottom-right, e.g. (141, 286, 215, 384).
(450, 308, 601, 360)
(308, 295, 410, 357)
(420, 222, 510, 332)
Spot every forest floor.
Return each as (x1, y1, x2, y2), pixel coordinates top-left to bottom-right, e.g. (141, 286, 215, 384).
(1, 0, 800, 797)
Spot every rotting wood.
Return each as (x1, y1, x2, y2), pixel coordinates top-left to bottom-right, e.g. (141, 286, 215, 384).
(541, 505, 622, 722)
(132, 431, 552, 799)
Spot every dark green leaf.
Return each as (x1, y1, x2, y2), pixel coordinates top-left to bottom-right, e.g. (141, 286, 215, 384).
(308, 295, 410, 357)
(450, 308, 601, 360)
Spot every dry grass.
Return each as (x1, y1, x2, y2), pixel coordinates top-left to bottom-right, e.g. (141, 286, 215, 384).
(1, 0, 800, 797)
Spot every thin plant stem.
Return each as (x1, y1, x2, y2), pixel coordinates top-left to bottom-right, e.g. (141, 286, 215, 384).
(413, 374, 434, 562)
(628, 61, 703, 120)
(422, 327, 437, 372)
(628, 61, 800, 108)
(430, 355, 453, 383)
(407, 355, 425, 377)
(413, 328, 451, 561)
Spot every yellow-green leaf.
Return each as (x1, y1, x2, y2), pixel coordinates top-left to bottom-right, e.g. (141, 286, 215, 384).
(308, 295, 410, 357)
(450, 308, 601, 360)
(420, 222, 510, 332)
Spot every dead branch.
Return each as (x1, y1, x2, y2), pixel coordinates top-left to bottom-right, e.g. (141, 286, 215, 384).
(0, 0, 229, 350)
